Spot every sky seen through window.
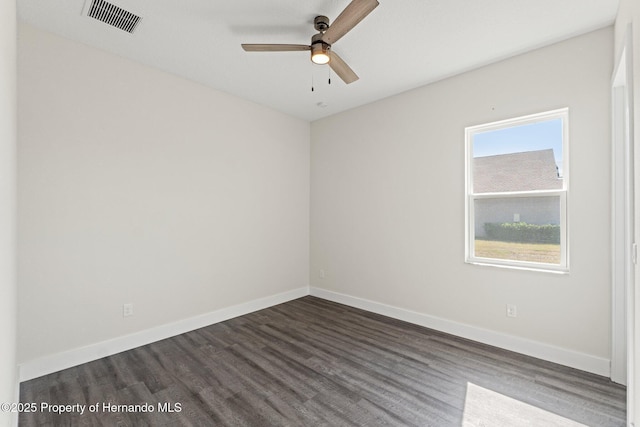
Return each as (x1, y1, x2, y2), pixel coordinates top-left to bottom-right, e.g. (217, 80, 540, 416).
(472, 118, 563, 176)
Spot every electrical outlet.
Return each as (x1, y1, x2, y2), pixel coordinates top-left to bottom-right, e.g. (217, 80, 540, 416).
(506, 304, 517, 318)
(319, 269, 325, 279)
(123, 303, 134, 317)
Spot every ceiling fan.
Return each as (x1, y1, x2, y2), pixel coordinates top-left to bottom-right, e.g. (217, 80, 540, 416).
(241, 0, 379, 84)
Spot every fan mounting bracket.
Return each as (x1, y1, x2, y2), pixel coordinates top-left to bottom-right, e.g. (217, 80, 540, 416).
(314, 15, 330, 32)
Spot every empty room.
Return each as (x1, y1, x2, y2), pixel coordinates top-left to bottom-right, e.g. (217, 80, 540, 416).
(2, 0, 640, 426)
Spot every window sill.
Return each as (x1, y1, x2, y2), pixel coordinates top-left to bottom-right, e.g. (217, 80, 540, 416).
(466, 258, 569, 275)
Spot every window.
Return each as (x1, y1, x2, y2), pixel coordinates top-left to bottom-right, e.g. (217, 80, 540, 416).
(465, 109, 568, 272)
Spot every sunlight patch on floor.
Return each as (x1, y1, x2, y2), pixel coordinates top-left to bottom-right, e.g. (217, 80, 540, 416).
(462, 382, 586, 427)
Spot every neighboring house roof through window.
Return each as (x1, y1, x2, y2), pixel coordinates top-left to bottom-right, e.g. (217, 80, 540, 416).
(473, 149, 562, 193)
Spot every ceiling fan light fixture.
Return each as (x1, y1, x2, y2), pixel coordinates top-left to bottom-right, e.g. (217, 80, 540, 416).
(241, 0, 379, 83)
(311, 43, 331, 65)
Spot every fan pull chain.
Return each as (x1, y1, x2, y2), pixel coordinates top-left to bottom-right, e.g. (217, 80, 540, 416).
(328, 68, 331, 85)
(311, 73, 315, 92)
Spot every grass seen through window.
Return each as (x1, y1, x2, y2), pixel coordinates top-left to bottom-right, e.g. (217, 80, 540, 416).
(474, 239, 561, 264)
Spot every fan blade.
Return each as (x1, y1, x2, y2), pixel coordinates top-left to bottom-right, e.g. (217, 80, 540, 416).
(322, 0, 379, 44)
(242, 44, 310, 52)
(329, 51, 359, 84)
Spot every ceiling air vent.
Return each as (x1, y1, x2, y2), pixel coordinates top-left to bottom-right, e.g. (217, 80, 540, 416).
(87, 0, 141, 33)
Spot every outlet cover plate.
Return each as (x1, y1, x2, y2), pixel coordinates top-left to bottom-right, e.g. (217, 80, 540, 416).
(123, 303, 134, 317)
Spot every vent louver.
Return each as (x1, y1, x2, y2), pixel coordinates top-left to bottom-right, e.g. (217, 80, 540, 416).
(87, 0, 141, 33)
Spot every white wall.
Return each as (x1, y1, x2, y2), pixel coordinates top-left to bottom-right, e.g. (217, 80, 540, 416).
(0, 0, 18, 424)
(614, 0, 640, 423)
(18, 24, 310, 365)
(311, 28, 613, 363)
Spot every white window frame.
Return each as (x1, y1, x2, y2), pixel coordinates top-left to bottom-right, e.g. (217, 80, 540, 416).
(465, 108, 569, 273)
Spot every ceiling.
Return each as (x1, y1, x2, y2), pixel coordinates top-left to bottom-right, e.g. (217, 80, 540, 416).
(18, 0, 619, 122)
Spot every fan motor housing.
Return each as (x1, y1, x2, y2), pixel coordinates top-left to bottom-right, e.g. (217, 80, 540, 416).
(310, 33, 331, 64)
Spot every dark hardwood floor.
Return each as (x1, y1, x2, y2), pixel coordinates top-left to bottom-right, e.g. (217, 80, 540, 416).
(20, 296, 626, 426)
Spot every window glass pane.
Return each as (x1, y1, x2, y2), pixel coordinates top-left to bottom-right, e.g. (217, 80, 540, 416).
(473, 196, 561, 265)
(472, 119, 563, 193)
(466, 109, 568, 271)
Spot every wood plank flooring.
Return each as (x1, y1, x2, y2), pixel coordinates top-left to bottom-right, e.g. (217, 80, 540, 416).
(19, 296, 626, 426)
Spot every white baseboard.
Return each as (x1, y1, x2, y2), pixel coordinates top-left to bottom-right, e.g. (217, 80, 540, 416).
(19, 285, 611, 382)
(310, 287, 611, 377)
(19, 287, 309, 382)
